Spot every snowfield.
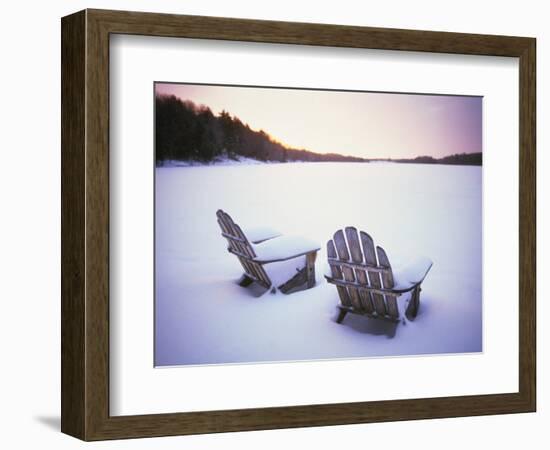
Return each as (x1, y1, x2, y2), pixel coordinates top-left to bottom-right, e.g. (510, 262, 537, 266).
(155, 162, 482, 366)
(159, 156, 277, 167)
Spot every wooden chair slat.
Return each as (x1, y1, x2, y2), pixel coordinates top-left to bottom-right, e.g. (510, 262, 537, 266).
(359, 231, 386, 316)
(219, 211, 235, 236)
(219, 219, 246, 262)
(241, 258, 259, 282)
(385, 295, 399, 319)
(377, 245, 397, 318)
(333, 229, 350, 260)
(234, 224, 256, 258)
(326, 240, 342, 278)
(219, 212, 247, 256)
(327, 240, 351, 307)
(236, 256, 252, 277)
(376, 246, 394, 288)
(217, 210, 264, 286)
(256, 263, 272, 288)
(360, 231, 377, 265)
(250, 261, 271, 288)
(345, 227, 374, 314)
(218, 214, 260, 283)
(233, 228, 268, 286)
(333, 230, 362, 311)
(345, 227, 363, 263)
(217, 218, 230, 238)
(222, 213, 253, 259)
(376, 246, 399, 317)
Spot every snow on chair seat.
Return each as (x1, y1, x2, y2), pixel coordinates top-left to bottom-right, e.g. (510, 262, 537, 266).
(392, 257, 433, 292)
(253, 235, 321, 263)
(325, 227, 433, 323)
(216, 210, 321, 294)
(241, 226, 282, 244)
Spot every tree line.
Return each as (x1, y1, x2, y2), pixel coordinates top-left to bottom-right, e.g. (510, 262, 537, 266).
(155, 94, 366, 165)
(155, 94, 482, 166)
(393, 152, 482, 166)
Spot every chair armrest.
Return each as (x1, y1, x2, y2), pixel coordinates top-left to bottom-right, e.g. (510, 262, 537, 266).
(253, 235, 320, 263)
(241, 226, 282, 244)
(392, 257, 433, 291)
(325, 257, 433, 294)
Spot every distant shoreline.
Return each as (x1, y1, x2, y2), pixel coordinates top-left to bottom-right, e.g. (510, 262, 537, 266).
(156, 155, 482, 168)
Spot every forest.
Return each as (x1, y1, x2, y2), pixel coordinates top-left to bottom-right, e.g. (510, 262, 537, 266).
(155, 95, 365, 165)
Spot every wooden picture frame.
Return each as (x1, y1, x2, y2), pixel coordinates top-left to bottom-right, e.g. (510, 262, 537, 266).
(61, 9, 536, 441)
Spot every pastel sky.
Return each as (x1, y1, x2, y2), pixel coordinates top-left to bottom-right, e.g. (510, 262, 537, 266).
(155, 83, 482, 160)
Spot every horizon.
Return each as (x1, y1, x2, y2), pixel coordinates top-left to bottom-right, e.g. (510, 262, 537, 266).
(155, 83, 482, 160)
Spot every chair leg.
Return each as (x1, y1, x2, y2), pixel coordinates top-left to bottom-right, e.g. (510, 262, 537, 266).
(238, 274, 254, 287)
(278, 268, 307, 294)
(306, 251, 317, 289)
(406, 285, 421, 319)
(336, 309, 348, 324)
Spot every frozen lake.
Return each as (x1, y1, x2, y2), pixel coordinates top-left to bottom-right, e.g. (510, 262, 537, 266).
(155, 162, 482, 366)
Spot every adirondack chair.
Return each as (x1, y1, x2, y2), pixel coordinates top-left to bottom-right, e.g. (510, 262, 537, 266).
(325, 227, 433, 323)
(216, 210, 321, 294)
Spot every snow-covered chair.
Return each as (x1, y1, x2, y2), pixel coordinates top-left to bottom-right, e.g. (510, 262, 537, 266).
(325, 227, 433, 323)
(216, 210, 321, 294)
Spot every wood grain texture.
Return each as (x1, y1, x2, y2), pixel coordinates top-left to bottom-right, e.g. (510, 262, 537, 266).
(361, 231, 386, 316)
(326, 231, 421, 320)
(376, 246, 398, 319)
(518, 37, 536, 412)
(327, 240, 352, 307)
(61, 8, 536, 441)
(344, 228, 373, 313)
(61, 10, 86, 439)
(87, 8, 532, 56)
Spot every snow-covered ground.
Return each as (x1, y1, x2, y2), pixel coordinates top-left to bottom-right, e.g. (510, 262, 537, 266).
(159, 156, 280, 167)
(155, 162, 482, 366)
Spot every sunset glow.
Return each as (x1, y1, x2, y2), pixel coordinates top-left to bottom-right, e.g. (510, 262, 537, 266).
(155, 83, 482, 160)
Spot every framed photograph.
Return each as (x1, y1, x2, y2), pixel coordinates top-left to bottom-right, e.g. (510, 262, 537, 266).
(61, 9, 536, 441)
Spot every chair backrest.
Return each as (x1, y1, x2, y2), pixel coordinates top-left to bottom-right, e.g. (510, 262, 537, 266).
(216, 209, 255, 258)
(216, 210, 271, 288)
(327, 227, 399, 320)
